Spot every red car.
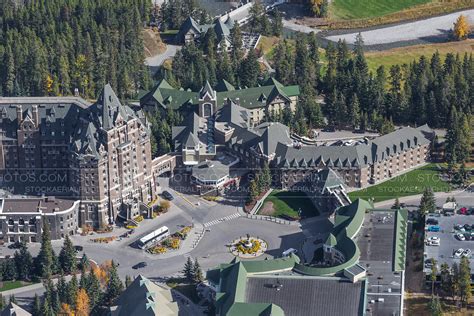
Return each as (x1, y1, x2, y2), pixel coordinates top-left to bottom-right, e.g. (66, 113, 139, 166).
(459, 207, 468, 215)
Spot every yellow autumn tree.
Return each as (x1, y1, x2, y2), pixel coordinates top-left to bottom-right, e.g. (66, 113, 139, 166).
(75, 289, 90, 316)
(160, 200, 171, 212)
(310, 0, 323, 16)
(453, 15, 470, 40)
(60, 303, 74, 315)
(44, 75, 54, 95)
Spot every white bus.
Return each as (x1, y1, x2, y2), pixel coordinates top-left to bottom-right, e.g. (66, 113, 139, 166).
(137, 226, 170, 249)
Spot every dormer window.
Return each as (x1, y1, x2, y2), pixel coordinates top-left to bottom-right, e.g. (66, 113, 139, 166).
(414, 137, 418, 146)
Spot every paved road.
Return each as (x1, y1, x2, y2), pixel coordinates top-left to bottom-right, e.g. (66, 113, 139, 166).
(283, 19, 321, 34)
(145, 44, 181, 68)
(326, 9, 474, 45)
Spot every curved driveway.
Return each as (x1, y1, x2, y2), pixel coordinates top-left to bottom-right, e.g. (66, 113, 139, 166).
(326, 9, 474, 45)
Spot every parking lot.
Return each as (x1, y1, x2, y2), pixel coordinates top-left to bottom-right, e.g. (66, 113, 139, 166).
(424, 213, 474, 274)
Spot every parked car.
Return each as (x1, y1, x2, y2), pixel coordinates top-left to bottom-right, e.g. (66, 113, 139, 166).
(463, 224, 472, 231)
(454, 224, 463, 230)
(426, 218, 439, 225)
(454, 248, 464, 258)
(426, 236, 440, 246)
(462, 249, 472, 258)
(456, 233, 466, 241)
(427, 225, 440, 232)
(132, 262, 148, 269)
(74, 245, 84, 252)
(459, 207, 468, 215)
(162, 190, 174, 201)
(425, 258, 435, 268)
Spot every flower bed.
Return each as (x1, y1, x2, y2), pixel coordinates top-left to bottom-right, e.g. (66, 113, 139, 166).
(90, 236, 116, 243)
(149, 245, 167, 254)
(236, 238, 261, 255)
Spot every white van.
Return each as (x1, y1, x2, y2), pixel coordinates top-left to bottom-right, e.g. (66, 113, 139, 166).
(282, 248, 298, 257)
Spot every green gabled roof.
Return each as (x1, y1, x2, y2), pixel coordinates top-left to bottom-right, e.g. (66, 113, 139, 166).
(215, 79, 236, 92)
(393, 208, 408, 271)
(325, 233, 338, 247)
(241, 253, 299, 273)
(227, 303, 284, 316)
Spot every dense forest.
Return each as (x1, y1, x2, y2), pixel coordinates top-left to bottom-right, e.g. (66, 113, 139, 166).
(0, 0, 151, 99)
(162, 30, 473, 135)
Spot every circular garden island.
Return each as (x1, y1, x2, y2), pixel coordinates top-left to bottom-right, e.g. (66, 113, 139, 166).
(230, 234, 267, 258)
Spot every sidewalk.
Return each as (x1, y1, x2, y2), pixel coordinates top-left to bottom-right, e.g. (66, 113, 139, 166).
(374, 189, 465, 208)
(1, 274, 78, 296)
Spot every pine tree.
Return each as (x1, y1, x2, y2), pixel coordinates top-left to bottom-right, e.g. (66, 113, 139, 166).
(183, 257, 195, 283)
(105, 261, 123, 305)
(86, 266, 102, 313)
(193, 258, 204, 284)
(428, 296, 443, 316)
(57, 272, 68, 304)
(32, 294, 41, 316)
(430, 258, 438, 296)
(459, 257, 472, 305)
(67, 274, 79, 308)
(248, 179, 259, 203)
(14, 241, 32, 280)
(419, 188, 436, 216)
(59, 235, 77, 274)
(230, 23, 244, 69)
(392, 197, 401, 209)
(80, 253, 90, 272)
(239, 48, 260, 88)
(272, 9, 283, 37)
(37, 220, 54, 278)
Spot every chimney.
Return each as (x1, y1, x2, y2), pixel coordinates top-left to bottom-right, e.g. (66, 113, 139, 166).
(16, 104, 22, 124)
(32, 105, 39, 126)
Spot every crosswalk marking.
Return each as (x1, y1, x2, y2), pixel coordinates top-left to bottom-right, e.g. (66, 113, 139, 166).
(203, 213, 241, 228)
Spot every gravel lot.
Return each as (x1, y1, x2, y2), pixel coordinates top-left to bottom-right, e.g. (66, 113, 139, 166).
(325, 9, 474, 46)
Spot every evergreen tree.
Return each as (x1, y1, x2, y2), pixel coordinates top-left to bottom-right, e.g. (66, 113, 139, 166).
(37, 220, 54, 278)
(57, 272, 68, 304)
(67, 274, 79, 308)
(59, 235, 77, 274)
(32, 294, 41, 316)
(430, 258, 438, 296)
(428, 296, 443, 316)
(248, 179, 259, 203)
(272, 9, 283, 37)
(229, 23, 244, 70)
(14, 241, 32, 280)
(105, 261, 123, 305)
(183, 257, 195, 283)
(459, 257, 472, 305)
(86, 266, 102, 313)
(239, 48, 260, 88)
(3, 260, 17, 281)
(193, 258, 204, 284)
(419, 188, 436, 216)
(392, 197, 401, 209)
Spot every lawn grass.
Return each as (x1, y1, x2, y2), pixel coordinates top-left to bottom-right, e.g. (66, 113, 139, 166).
(365, 40, 474, 73)
(0, 280, 32, 292)
(349, 163, 452, 203)
(331, 0, 432, 20)
(259, 190, 319, 218)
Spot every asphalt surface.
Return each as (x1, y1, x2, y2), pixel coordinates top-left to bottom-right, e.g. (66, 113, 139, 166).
(326, 9, 474, 46)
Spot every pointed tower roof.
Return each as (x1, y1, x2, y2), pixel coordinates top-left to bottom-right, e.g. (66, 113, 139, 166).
(200, 81, 216, 99)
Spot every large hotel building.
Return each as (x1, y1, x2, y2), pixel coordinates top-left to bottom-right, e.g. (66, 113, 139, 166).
(0, 85, 174, 238)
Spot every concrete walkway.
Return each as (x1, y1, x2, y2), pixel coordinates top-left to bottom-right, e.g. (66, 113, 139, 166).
(145, 44, 181, 67)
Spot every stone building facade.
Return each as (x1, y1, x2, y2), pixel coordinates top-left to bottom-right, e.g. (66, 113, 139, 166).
(172, 99, 434, 190)
(0, 85, 159, 229)
(0, 197, 79, 242)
